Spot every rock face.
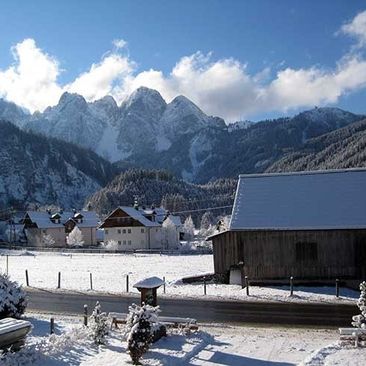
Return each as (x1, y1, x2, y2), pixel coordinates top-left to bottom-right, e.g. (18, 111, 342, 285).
(0, 120, 116, 210)
(0, 87, 364, 183)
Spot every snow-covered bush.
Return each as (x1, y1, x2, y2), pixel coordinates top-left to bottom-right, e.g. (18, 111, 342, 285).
(104, 240, 119, 250)
(352, 281, 366, 328)
(0, 274, 27, 318)
(124, 303, 161, 364)
(89, 301, 109, 345)
(42, 233, 55, 247)
(66, 227, 84, 247)
(183, 216, 195, 242)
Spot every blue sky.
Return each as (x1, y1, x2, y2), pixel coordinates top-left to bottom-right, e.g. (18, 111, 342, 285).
(1, 0, 366, 121)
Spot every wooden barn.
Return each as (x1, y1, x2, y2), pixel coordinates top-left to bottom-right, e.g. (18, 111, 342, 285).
(209, 169, 366, 284)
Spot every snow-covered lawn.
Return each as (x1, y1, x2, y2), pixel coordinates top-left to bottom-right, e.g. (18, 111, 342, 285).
(1, 312, 365, 365)
(0, 251, 359, 304)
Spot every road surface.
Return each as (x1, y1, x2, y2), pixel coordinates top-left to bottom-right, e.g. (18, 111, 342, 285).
(26, 288, 357, 327)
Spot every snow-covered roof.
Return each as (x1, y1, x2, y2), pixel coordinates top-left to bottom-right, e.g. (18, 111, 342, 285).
(133, 276, 165, 289)
(24, 210, 99, 229)
(230, 168, 366, 231)
(120, 207, 161, 227)
(165, 215, 182, 227)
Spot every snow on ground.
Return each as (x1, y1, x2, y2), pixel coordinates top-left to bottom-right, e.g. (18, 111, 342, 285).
(0, 251, 358, 304)
(1, 312, 365, 365)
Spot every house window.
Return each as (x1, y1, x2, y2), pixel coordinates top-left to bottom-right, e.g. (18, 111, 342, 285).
(123, 240, 126, 245)
(105, 229, 108, 235)
(296, 242, 318, 263)
(118, 241, 121, 245)
(128, 240, 131, 245)
(117, 229, 121, 234)
(123, 229, 126, 234)
(141, 228, 145, 233)
(128, 229, 131, 234)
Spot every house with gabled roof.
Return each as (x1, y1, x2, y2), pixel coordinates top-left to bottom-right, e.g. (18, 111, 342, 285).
(209, 168, 366, 284)
(99, 206, 164, 250)
(22, 210, 99, 247)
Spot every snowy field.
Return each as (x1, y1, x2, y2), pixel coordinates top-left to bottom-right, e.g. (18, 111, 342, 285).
(1, 312, 365, 365)
(0, 250, 359, 304)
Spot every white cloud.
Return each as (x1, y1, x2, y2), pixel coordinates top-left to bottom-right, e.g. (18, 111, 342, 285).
(0, 39, 63, 112)
(113, 39, 127, 50)
(1, 10, 366, 119)
(341, 10, 366, 47)
(66, 54, 134, 101)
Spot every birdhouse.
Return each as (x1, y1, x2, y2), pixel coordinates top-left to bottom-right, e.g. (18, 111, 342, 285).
(133, 276, 165, 306)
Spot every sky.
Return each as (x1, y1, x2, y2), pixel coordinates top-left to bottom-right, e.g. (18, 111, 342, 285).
(0, 0, 366, 121)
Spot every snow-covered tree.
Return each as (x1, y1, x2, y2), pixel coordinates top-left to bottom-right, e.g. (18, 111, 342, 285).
(183, 216, 195, 241)
(89, 301, 109, 345)
(200, 211, 214, 230)
(42, 233, 55, 247)
(162, 218, 179, 249)
(66, 226, 84, 247)
(0, 274, 27, 318)
(125, 303, 160, 365)
(352, 281, 366, 328)
(104, 240, 119, 250)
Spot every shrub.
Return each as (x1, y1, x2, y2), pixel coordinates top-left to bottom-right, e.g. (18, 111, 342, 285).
(89, 301, 109, 345)
(352, 281, 366, 329)
(0, 274, 27, 318)
(125, 303, 160, 365)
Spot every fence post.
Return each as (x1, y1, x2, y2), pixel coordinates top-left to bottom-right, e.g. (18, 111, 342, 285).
(25, 270, 29, 287)
(203, 276, 207, 295)
(57, 272, 61, 289)
(90, 273, 93, 290)
(163, 276, 166, 294)
(245, 276, 249, 296)
(336, 278, 340, 298)
(126, 274, 129, 293)
(6, 255, 8, 275)
(83, 304, 88, 326)
(290, 276, 294, 297)
(50, 317, 55, 334)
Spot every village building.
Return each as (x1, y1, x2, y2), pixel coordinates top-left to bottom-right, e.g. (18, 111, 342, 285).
(100, 206, 183, 250)
(209, 169, 366, 285)
(22, 210, 99, 247)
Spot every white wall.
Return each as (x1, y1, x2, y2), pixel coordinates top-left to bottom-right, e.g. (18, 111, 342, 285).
(104, 226, 150, 250)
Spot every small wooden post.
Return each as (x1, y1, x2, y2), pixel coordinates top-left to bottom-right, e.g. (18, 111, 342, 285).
(336, 278, 340, 298)
(57, 272, 61, 289)
(50, 317, 55, 334)
(163, 276, 166, 294)
(90, 273, 93, 290)
(83, 304, 88, 326)
(290, 276, 294, 297)
(6, 255, 8, 275)
(25, 270, 29, 287)
(245, 276, 249, 296)
(203, 277, 207, 295)
(126, 274, 129, 293)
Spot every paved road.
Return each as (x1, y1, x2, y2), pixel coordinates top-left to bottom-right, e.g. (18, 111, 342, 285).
(27, 288, 357, 327)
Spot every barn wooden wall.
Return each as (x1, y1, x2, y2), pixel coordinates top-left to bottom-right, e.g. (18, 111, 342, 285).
(212, 229, 366, 281)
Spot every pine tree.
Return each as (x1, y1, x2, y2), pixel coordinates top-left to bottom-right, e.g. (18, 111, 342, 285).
(352, 281, 366, 328)
(66, 226, 84, 247)
(89, 301, 109, 345)
(125, 303, 160, 365)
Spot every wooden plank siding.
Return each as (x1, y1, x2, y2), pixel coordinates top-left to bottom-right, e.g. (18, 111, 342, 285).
(212, 229, 366, 282)
(99, 208, 143, 228)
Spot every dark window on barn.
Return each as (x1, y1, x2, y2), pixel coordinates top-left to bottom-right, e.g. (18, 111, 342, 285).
(296, 242, 318, 263)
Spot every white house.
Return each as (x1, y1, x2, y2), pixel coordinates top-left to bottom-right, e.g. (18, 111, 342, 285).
(22, 210, 99, 247)
(100, 206, 184, 250)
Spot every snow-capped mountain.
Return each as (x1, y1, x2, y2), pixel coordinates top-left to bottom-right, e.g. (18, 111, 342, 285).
(0, 88, 364, 184)
(0, 120, 116, 210)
